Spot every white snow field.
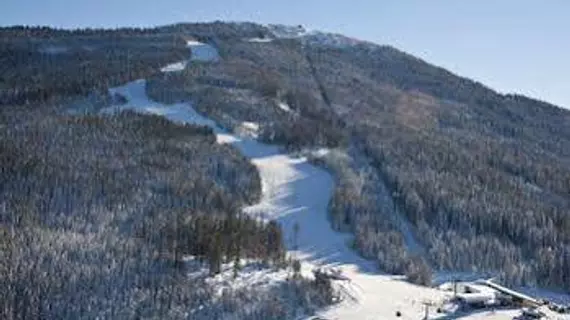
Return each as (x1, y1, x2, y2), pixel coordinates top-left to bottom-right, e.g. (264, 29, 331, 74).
(185, 256, 290, 298)
(101, 39, 570, 320)
(277, 100, 293, 113)
(160, 61, 188, 73)
(160, 39, 219, 72)
(234, 121, 260, 139)
(247, 37, 274, 43)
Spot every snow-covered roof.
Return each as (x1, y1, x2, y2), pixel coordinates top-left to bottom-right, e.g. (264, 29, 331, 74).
(456, 292, 496, 304)
(455, 283, 498, 304)
(481, 280, 540, 305)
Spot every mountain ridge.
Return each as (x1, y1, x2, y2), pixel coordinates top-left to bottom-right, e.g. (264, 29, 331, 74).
(1, 21, 568, 112)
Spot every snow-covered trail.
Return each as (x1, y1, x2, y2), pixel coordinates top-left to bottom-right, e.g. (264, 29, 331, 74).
(102, 78, 449, 320)
(100, 39, 537, 320)
(160, 40, 220, 72)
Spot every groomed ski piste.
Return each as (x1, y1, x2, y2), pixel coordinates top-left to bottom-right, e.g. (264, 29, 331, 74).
(160, 39, 220, 72)
(102, 38, 569, 320)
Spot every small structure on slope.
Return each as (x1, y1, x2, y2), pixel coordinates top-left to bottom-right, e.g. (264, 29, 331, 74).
(477, 279, 541, 308)
(453, 282, 501, 309)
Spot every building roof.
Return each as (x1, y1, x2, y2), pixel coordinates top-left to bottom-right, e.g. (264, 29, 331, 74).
(456, 292, 497, 304)
(479, 280, 540, 305)
(454, 283, 498, 304)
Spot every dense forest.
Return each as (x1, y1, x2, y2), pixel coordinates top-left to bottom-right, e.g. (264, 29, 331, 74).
(146, 37, 347, 151)
(2, 22, 570, 319)
(0, 105, 335, 319)
(0, 25, 336, 319)
(0, 26, 189, 105)
(146, 22, 570, 290)
(307, 44, 570, 287)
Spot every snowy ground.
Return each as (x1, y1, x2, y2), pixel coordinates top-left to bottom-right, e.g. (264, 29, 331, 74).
(277, 100, 293, 113)
(185, 257, 290, 298)
(160, 61, 188, 73)
(160, 39, 219, 72)
(247, 37, 274, 43)
(234, 121, 260, 139)
(101, 39, 570, 320)
(101, 77, 451, 320)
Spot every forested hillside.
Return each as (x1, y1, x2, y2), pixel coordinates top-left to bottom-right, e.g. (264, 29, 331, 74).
(0, 25, 336, 319)
(0, 103, 337, 319)
(2, 22, 570, 316)
(307, 44, 570, 287)
(0, 26, 189, 105)
(146, 22, 570, 290)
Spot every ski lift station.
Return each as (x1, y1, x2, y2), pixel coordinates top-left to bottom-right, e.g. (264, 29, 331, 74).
(444, 279, 542, 310)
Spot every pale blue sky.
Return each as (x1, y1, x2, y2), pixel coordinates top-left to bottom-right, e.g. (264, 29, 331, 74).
(3, 1, 569, 108)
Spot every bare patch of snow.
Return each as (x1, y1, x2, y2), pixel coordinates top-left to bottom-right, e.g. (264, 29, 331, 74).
(102, 79, 218, 130)
(234, 121, 260, 139)
(247, 37, 274, 43)
(312, 148, 330, 158)
(277, 100, 293, 113)
(160, 61, 188, 73)
(160, 40, 219, 73)
(185, 257, 290, 297)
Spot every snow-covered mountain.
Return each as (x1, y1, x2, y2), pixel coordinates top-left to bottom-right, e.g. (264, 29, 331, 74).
(4, 21, 570, 320)
(264, 23, 377, 49)
(102, 40, 451, 320)
(111, 37, 570, 320)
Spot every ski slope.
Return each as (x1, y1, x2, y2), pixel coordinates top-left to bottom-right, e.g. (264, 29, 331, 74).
(160, 39, 219, 72)
(101, 78, 450, 320)
(101, 39, 566, 320)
